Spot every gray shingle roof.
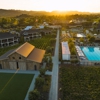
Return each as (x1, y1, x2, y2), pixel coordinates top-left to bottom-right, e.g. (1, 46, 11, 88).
(20, 29, 52, 35)
(0, 32, 17, 39)
(0, 49, 15, 60)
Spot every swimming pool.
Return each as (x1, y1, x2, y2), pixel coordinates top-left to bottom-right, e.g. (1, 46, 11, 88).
(80, 47, 100, 61)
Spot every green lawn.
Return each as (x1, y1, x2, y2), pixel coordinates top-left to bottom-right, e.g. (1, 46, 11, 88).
(60, 66, 100, 100)
(0, 73, 34, 100)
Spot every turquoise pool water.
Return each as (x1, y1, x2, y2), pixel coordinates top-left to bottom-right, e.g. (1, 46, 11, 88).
(80, 47, 100, 61)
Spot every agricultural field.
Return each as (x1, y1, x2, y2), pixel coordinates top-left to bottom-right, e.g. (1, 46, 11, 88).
(59, 66, 100, 100)
(0, 73, 34, 100)
(29, 34, 56, 50)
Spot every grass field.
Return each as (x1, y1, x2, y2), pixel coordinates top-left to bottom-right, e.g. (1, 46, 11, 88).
(0, 73, 34, 100)
(60, 66, 100, 100)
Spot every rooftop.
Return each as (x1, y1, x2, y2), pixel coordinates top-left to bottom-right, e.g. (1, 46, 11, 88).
(27, 48, 45, 63)
(77, 33, 86, 37)
(24, 26, 33, 30)
(15, 42, 35, 57)
(0, 32, 17, 39)
(0, 42, 45, 63)
(61, 42, 70, 55)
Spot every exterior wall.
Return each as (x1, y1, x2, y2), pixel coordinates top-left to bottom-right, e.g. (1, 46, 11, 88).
(18, 62, 26, 70)
(9, 61, 26, 70)
(27, 61, 40, 70)
(62, 54, 70, 60)
(9, 61, 17, 70)
(8, 53, 27, 70)
(8, 52, 26, 61)
(0, 52, 41, 71)
(0, 60, 10, 69)
(0, 37, 19, 48)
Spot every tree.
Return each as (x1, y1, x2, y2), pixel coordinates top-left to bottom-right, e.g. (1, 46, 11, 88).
(11, 18, 18, 27)
(39, 68, 46, 76)
(51, 34, 56, 38)
(35, 77, 45, 89)
(29, 89, 40, 100)
(87, 34, 91, 39)
(50, 38, 56, 44)
(89, 36, 95, 43)
(71, 48, 76, 55)
(19, 36, 24, 43)
(69, 42, 74, 49)
(46, 46, 52, 53)
(68, 38, 73, 43)
(80, 37, 84, 42)
(49, 56, 52, 64)
(43, 54, 48, 62)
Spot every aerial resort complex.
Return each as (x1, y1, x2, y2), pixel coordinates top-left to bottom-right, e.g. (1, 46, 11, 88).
(0, 9, 100, 100)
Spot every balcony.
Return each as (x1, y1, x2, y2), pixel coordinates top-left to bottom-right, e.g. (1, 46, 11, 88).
(2, 39, 7, 43)
(8, 39, 14, 43)
(14, 38, 18, 42)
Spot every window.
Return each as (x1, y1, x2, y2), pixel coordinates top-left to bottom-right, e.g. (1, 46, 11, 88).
(19, 57, 21, 59)
(12, 57, 15, 59)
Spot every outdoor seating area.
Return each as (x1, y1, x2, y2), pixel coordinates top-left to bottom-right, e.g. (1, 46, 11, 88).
(75, 46, 86, 60)
(75, 46, 84, 56)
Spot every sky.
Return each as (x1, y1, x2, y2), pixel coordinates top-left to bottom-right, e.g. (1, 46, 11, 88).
(0, 0, 100, 12)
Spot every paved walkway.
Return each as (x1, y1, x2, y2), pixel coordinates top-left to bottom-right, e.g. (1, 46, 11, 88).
(0, 69, 52, 75)
(49, 29, 59, 100)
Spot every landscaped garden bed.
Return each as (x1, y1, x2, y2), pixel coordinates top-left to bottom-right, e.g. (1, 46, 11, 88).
(0, 73, 34, 100)
(28, 68, 51, 100)
(29, 74, 51, 100)
(59, 65, 100, 100)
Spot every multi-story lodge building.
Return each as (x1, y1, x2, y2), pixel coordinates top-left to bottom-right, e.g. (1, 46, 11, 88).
(0, 32, 19, 48)
(21, 29, 52, 41)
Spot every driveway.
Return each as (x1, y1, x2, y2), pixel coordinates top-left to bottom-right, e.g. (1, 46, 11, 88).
(49, 29, 59, 100)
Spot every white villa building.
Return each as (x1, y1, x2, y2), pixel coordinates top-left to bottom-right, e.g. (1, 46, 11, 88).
(61, 42, 70, 60)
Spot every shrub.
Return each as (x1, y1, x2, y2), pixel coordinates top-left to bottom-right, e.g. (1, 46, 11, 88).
(29, 89, 40, 100)
(39, 68, 46, 76)
(35, 77, 45, 89)
(71, 48, 76, 55)
(46, 46, 52, 53)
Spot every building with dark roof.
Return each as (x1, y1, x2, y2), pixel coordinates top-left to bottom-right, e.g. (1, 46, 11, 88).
(0, 42, 45, 70)
(0, 32, 19, 48)
(21, 29, 52, 41)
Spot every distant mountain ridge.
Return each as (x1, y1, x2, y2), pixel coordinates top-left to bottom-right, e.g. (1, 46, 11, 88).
(0, 9, 99, 17)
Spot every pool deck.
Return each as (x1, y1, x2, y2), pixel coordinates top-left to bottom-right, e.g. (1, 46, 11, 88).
(76, 45, 100, 66)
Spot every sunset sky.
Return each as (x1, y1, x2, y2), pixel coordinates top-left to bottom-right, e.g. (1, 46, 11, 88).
(0, 0, 100, 12)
